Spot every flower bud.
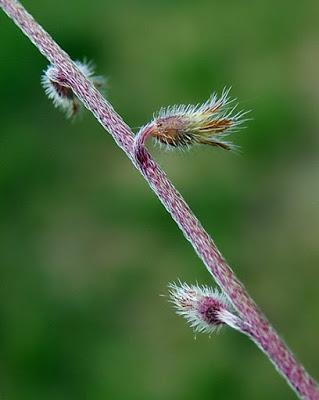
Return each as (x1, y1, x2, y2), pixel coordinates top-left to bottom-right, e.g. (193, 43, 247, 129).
(134, 88, 249, 158)
(41, 59, 106, 118)
(168, 282, 242, 334)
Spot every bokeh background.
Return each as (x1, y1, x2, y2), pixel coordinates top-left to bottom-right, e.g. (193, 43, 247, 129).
(1, 0, 319, 399)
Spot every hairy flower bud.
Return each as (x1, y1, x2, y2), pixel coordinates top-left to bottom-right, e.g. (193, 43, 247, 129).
(168, 282, 242, 334)
(134, 88, 249, 163)
(41, 59, 106, 118)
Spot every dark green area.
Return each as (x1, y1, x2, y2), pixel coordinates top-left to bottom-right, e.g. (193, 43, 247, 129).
(0, 0, 318, 399)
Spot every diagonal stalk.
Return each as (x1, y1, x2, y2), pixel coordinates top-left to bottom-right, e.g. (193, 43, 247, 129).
(0, 1, 318, 398)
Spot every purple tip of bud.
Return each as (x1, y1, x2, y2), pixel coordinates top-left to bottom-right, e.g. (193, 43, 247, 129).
(198, 296, 226, 327)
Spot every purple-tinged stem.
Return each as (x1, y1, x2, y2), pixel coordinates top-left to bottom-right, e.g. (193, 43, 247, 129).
(133, 124, 154, 166)
(0, 1, 318, 398)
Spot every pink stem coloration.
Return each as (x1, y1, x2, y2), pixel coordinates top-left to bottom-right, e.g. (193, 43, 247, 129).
(133, 124, 154, 166)
(0, 1, 318, 398)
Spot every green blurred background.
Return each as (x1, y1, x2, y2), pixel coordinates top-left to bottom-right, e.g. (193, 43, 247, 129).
(1, 0, 318, 399)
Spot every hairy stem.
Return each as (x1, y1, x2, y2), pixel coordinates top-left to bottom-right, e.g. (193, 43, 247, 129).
(0, 1, 318, 398)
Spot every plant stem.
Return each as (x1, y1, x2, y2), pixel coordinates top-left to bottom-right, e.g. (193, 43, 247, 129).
(0, 1, 318, 398)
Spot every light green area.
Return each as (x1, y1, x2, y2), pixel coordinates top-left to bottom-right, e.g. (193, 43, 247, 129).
(0, 0, 318, 399)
